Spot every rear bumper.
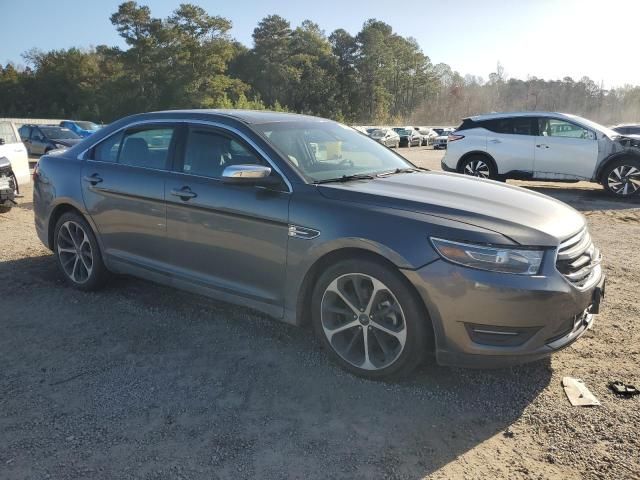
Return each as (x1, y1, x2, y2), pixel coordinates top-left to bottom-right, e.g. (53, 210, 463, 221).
(402, 257, 604, 368)
(440, 160, 457, 173)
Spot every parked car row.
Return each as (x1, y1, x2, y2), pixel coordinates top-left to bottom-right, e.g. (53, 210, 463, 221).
(356, 125, 456, 148)
(16, 120, 102, 157)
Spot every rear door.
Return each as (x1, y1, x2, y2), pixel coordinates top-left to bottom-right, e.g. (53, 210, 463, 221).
(81, 123, 177, 269)
(165, 124, 290, 311)
(533, 117, 598, 180)
(483, 117, 536, 175)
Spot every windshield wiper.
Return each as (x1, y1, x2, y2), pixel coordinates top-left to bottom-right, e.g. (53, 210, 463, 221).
(376, 167, 421, 177)
(314, 173, 376, 184)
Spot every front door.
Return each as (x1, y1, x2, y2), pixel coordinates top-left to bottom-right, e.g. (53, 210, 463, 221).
(81, 124, 178, 270)
(165, 125, 290, 312)
(533, 117, 599, 180)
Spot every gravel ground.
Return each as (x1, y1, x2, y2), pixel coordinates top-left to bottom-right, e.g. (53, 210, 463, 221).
(1, 149, 639, 480)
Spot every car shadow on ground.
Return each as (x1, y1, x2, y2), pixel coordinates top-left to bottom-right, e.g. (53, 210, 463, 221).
(513, 182, 640, 212)
(1, 254, 553, 479)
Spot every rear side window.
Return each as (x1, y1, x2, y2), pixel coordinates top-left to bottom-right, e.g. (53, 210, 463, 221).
(0, 122, 17, 144)
(18, 126, 31, 140)
(481, 118, 534, 135)
(89, 126, 176, 169)
(119, 128, 175, 169)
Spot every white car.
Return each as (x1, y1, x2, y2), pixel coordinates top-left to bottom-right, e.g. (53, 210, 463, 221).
(432, 128, 453, 149)
(442, 112, 640, 197)
(0, 121, 30, 187)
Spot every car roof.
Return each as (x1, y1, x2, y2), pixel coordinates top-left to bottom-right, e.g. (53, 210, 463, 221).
(612, 123, 640, 128)
(152, 109, 328, 125)
(466, 111, 575, 121)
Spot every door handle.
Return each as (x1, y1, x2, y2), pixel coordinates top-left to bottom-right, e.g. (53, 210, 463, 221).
(489, 139, 501, 144)
(536, 144, 550, 149)
(170, 186, 197, 201)
(82, 174, 103, 185)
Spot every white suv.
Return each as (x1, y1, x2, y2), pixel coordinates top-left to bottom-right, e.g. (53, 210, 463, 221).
(442, 112, 640, 197)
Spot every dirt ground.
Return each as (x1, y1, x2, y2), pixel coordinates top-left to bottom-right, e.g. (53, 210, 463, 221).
(1, 149, 639, 480)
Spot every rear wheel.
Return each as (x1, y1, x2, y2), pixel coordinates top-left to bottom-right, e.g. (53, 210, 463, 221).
(601, 158, 640, 197)
(54, 212, 109, 291)
(459, 155, 497, 180)
(312, 258, 429, 379)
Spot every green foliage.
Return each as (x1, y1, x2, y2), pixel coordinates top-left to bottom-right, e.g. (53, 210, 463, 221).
(0, 3, 638, 125)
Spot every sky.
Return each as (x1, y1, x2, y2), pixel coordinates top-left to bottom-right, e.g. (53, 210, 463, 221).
(1, 0, 639, 88)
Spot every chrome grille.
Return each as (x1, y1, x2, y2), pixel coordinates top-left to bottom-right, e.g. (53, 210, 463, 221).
(556, 227, 601, 287)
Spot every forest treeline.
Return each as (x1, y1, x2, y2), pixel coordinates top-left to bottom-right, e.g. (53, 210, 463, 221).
(0, 1, 638, 125)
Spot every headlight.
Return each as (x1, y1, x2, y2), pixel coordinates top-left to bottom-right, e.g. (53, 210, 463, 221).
(431, 238, 544, 275)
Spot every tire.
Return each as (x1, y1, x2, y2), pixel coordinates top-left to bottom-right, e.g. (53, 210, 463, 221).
(601, 157, 640, 197)
(53, 211, 109, 291)
(311, 258, 429, 379)
(0, 205, 12, 213)
(459, 155, 497, 180)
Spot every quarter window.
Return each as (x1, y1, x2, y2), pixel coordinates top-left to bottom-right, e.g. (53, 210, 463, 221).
(538, 118, 592, 139)
(92, 131, 123, 163)
(182, 128, 266, 178)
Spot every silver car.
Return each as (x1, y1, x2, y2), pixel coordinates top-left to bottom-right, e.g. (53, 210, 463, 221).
(33, 110, 605, 378)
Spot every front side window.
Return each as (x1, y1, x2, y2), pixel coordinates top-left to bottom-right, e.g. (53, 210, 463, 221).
(539, 118, 593, 139)
(182, 127, 266, 178)
(118, 127, 175, 169)
(0, 122, 18, 144)
(256, 121, 413, 183)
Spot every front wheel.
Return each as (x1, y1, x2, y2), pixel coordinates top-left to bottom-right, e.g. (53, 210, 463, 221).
(601, 158, 640, 197)
(459, 155, 497, 180)
(312, 259, 429, 379)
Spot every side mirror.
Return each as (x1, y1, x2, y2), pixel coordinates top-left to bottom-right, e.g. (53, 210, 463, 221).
(0, 138, 5, 145)
(221, 164, 278, 186)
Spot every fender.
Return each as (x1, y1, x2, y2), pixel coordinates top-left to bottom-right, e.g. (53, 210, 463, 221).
(594, 151, 640, 182)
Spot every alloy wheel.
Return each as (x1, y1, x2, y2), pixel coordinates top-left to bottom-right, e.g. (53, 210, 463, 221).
(607, 165, 640, 196)
(463, 159, 491, 178)
(320, 273, 407, 371)
(57, 220, 94, 284)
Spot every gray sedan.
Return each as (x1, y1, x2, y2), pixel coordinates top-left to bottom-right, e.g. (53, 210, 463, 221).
(33, 110, 605, 378)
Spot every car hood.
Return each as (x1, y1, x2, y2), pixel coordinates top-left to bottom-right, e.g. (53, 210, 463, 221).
(317, 171, 585, 246)
(51, 138, 82, 147)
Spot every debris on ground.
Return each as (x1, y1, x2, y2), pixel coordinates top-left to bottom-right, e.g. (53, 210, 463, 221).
(562, 377, 600, 406)
(608, 381, 639, 397)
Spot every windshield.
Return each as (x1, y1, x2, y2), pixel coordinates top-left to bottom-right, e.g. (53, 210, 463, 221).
(370, 129, 386, 137)
(565, 114, 620, 138)
(433, 128, 445, 135)
(255, 121, 413, 183)
(75, 121, 100, 131)
(397, 129, 412, 135)
(40, 127, 81, 139)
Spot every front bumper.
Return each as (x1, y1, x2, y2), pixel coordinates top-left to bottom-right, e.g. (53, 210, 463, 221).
(402, 257, 604, 368)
